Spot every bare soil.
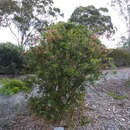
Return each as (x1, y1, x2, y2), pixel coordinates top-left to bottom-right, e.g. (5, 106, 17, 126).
(0, 68, 130, 130)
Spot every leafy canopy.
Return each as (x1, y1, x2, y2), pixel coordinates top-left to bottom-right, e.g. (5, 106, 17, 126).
(0, 42, 25, 74)
(69, 5, 115, 37)
(28, 22, 107, 126)
(0, 0, 62, 46)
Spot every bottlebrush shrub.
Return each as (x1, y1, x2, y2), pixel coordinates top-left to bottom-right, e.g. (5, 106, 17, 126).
(28, 22, 107, 127)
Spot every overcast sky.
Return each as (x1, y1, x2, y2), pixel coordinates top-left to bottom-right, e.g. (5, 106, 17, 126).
(0, 0, 127, 48)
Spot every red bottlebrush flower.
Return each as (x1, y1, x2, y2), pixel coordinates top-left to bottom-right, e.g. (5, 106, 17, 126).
(47, 29, 56, 33)
(90, 34, 97, 39)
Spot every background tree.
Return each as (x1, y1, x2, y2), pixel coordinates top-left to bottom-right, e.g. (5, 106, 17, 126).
(111, 0, 130, 48)
(69, 5, 115, 37)
(0, 0, 63, 47)
(111, 0, 130, 26)
(0, 42, 25, 74)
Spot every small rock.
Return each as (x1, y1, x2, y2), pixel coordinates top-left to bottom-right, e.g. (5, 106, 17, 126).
(121, 118, 125, 121)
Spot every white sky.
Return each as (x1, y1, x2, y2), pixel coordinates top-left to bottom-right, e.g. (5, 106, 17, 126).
(0, 0, 127, 48)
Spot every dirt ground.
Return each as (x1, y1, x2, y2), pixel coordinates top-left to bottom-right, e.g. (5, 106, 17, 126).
(79, 68, 130, 130)
(0, 68, 130, 130)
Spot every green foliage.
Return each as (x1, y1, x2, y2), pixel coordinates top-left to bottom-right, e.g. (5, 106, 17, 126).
(108, 92, 128, 100)
(0, 79, 31, 96)
(0, 0, 62, 46)
(108, 49, 130, 67)
(69, 5, 115, 36)
(80, 117, 92, 126)
(0, 42, 25, 74)
(23, 49, 38, 73)
(28, 22, 107, 127)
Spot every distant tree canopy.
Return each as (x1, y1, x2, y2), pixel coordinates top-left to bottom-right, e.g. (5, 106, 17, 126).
(111, 0, 130, 48)
(69, 5, 115, 37)
(0, 0, 62, 47)
(0, 42, 25, 74)
(111, 0, 129, 24)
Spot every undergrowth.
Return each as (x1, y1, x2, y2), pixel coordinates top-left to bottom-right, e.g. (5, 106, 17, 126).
(0, 78, 31, 95)
(108, 92, 128, 100)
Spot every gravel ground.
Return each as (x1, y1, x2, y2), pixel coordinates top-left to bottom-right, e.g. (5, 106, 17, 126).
(78, 68, 130, 130)
(0, 68, 130, 130)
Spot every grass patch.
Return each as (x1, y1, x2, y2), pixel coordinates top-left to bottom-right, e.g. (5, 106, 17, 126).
(80, 117, 93, 126)
(108, 92, 128, 100)
(0, 78, 31, 96)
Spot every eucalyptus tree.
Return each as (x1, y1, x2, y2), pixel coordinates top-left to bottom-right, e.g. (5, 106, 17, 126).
(111, 0, 130, 26)
(111, 0, 130, 48)
(0, 0, 62, 47)
(69, 5, 115, 37)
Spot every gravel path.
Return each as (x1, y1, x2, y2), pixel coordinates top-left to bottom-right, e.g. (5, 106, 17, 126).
(0, 68, 130, 130)
(79, 68, 130, 130)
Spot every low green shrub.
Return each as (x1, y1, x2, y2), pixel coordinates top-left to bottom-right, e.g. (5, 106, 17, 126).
(28, 22, 107, 127)
(108, 49, 130, 67)
(0, 79, 31, 95)
(0, 42, 25, 74)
